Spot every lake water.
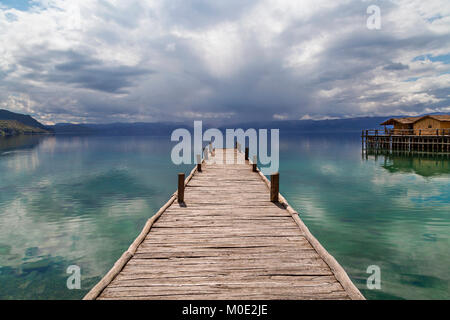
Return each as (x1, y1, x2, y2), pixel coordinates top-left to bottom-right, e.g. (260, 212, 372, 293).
(0, 134, 449, 300)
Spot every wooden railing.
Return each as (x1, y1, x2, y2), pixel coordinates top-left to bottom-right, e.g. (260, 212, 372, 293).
(363, 128, 450, 136)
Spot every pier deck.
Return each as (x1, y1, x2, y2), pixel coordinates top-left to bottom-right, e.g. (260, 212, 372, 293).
(362, 129, 450, 153)
(85, 148, 363, 300)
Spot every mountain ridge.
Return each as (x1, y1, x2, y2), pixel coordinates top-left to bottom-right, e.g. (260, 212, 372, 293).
(49, 116, 392, 135)
(0, 109, 50, 131)
(0, 120, 50, 136)
(4, 108, 448, 136)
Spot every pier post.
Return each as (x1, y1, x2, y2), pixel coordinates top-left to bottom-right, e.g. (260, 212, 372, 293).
(178, 173, 185, 203)
(196, 154, 202, 172)
(245, 147, 249, 161)
(252, 155, 257, 172)
(361, 130, 364, 151)
(270, 173, 279, 203)
(365, 130, 369, 149)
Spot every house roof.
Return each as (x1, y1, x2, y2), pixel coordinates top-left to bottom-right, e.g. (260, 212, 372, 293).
(380, 115, 450, 125)
(380, 116, 421, 125)
(428, 115, 450, 122)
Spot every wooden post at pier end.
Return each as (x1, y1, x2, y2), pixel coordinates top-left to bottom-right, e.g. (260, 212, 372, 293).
(177, 173, 185, 203)
(245, 147, 249, 161)
(252, 155, 257, 172)
(270, 173, 279, 202)
(196, 154, 202, 172)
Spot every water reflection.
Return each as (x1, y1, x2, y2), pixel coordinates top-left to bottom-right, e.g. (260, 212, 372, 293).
(0, 135, 45, 154)
(280, 135, 450, 300)
(366, 150, 450, 177)
(0, 136, 192, 299)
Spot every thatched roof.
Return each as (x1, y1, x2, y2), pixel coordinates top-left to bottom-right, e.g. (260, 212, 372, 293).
(381, 115, 450, 125)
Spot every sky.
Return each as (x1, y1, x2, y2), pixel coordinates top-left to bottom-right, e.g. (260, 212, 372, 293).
(0, 0, 449, 125)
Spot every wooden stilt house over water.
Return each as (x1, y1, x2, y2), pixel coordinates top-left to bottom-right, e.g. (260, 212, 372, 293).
(362, 115, 450, 153)
(380, 115, 450, 136)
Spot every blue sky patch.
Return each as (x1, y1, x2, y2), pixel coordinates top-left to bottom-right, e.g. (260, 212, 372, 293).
(404, 77, 419, 82)
(413, 53, 450, 64)
(426, 15, 442, 23)
(0, 0, 32, 11)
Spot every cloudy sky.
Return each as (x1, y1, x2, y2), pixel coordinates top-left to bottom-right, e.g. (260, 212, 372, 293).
(0, 0, 449, 124)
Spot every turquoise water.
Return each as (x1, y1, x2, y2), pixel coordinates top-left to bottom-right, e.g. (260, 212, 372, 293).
(0, 134, 449, 300)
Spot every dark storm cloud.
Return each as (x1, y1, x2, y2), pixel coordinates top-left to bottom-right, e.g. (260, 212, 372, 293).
(383, 62, 410, 71)
(49, 65, 152, 93)
(18, 50, 153, 93)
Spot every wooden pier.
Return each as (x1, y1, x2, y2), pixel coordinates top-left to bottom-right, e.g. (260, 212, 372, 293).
(362, 129, 450, 153)
(84, 148, 364, 300)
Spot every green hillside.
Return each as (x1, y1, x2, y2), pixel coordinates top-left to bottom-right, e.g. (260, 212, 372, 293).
(0, 109, 49, 130)
(0, 120, 50, 136)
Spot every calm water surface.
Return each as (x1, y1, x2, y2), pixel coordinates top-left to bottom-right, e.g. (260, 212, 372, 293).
(0, 134, 449, 299)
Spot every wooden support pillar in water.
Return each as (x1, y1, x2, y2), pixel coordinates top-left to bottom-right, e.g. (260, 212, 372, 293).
(178, 173, 185, 203)
(361, 130, 364, 151)
(270, 173, 279, 203)
(196, 154, 202, 172)
(252, 155, 257, 172)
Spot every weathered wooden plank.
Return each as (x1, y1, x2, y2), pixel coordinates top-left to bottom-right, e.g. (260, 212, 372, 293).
(133, 248, 319, 259)
(98, 293, 351, 300)
(133, 249, 320, 259)
(108, 277, 340, 288)
(100, 283, 346, 298)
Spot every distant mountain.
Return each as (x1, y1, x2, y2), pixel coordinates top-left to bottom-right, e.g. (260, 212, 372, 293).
(2, 113, 396, 136)
(47, 116, 388, 137)
(0, 120, 50, 136)
(51, 123, 98, 135)
(225, 117, 390, 132)
(0, 109, 49, 131)
(50, 122, 191, 135)
(50, 117, 392, 135)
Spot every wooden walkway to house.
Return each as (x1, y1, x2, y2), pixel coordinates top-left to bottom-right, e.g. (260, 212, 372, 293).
(84, 148, 364, 300)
